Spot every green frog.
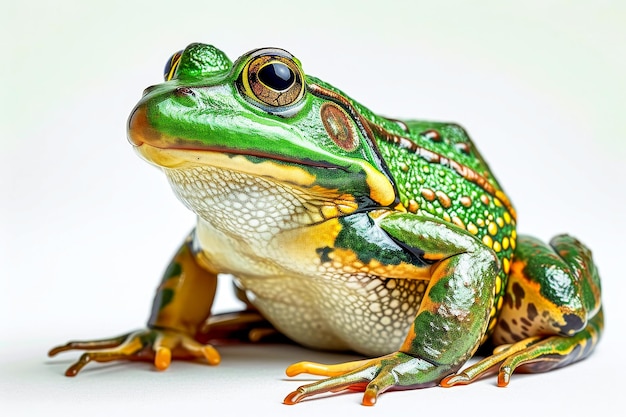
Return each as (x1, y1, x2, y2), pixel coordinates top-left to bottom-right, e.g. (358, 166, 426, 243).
(49, 43, 603, 406)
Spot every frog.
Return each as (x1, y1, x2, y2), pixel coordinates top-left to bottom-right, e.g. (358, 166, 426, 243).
(49, 43, 603, 406)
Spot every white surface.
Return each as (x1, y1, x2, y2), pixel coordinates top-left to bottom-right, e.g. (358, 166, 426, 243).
(2, 0, 625, 415)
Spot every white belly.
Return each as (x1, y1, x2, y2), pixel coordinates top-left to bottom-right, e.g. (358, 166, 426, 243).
(164, 164, 427, 356)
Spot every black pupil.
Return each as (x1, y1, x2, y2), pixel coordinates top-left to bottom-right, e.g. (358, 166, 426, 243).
(258, 62, 295, 91)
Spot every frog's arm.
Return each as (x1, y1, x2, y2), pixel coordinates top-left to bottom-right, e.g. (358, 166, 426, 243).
(285, 212, 499, 405)
(48, 230, 223, 375)
(442, 234, 603, 386)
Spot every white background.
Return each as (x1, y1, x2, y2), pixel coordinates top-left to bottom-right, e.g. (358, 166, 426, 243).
(2, 0, 625, 415)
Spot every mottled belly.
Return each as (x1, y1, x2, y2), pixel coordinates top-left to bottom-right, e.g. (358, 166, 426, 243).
(236, 272, 427, 356)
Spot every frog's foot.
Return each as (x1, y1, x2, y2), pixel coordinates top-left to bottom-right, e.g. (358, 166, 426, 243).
(283, 352, 444, 406)
(441, 337, 543, 387)
(442, 313, 603, 388)
(48, 328, 220, 376)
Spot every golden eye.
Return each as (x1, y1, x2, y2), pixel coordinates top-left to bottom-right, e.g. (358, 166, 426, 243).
(237, 49, 305, 112)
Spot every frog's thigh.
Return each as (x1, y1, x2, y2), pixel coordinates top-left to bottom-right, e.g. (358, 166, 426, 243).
(493, 234, 600, 345)
(443, 235, 604, 387)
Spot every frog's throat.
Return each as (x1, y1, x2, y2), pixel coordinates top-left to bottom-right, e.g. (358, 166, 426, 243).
(133, 143, 397, 208)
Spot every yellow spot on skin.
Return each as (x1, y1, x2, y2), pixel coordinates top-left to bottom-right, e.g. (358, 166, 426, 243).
(511, 230, 517, 240)
(495, 275, 502, 295)
(493, 241, 502, 252)
(503, 212, 511, 224)
(467, 223, 478, 235)
(452, 216, 466, 230)
(400, 163, 409, 172)
(511, 238, 516, 250)
(488, 222, 498, 236)
(476, 218, 485, 227)
(393, 202, 407, 212)
(321, 206, 339, 219)
(503, 257, 510, 274)
(502, 236, 510, 250)
(494, 198, 502, 207)
(482, 235, 493, 248)
(358, 161, 397, 206)
(496, 217, 504, 228)
(497, 294, 504, 310)
(443, 212, 451, 222)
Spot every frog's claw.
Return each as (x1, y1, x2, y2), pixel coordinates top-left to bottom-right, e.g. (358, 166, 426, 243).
(284, 352, 441, 406)
(442, 310, 603, 388)
(440, 337, 542, 387)
(48, 328, 220, 376)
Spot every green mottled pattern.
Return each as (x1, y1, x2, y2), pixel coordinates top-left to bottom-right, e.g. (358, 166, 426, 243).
(176, 43, 232, 80)
(161, 261, 182, 283)
(333, 213, 414, 265)
(157, 288, 175, 311)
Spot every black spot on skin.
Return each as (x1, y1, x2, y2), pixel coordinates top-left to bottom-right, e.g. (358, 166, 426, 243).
(512, 319, 518, 325)
(499, 320, 512, 334)
(527, 303, 538, 321)
(521, 318, 532, 327)
(512, 283, 525, 309)
(316, 246, 333, 263)
(542, 311, 550, 318)
(559, 313, 585, 335)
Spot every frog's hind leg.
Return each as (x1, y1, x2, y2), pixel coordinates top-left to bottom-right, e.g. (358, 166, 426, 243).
(199, 310, 289, 344)
(442, 234, 603, 388)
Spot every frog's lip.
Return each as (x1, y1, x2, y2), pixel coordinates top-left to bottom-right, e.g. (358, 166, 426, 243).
(128, 105, 342, 171)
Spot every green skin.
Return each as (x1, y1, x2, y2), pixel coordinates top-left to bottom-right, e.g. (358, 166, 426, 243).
(49, 43, 603, 405)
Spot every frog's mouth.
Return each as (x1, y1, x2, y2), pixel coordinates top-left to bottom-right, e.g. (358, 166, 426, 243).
(128, 105, 397, 207)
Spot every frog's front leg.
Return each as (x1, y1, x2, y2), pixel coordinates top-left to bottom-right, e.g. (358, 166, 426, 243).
(442, 234, 603, 387)
(284, 212, 499, 405)
(49, 230, 222, 375)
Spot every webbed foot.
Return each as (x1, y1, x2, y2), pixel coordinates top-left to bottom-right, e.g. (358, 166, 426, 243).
(283, 352, 445, 406)
(441, 310, 603, 387)
(48, 328, 220, 376)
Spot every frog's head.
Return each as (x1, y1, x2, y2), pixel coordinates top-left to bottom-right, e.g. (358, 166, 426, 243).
(128, 43, 399, 223)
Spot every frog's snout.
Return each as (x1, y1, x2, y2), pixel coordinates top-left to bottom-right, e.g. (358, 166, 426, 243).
(127, 104, 162, 147)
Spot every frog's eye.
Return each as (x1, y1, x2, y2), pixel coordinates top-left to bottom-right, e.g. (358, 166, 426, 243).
(163, 50, 183, 81)
(237, 49, 305, 116)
